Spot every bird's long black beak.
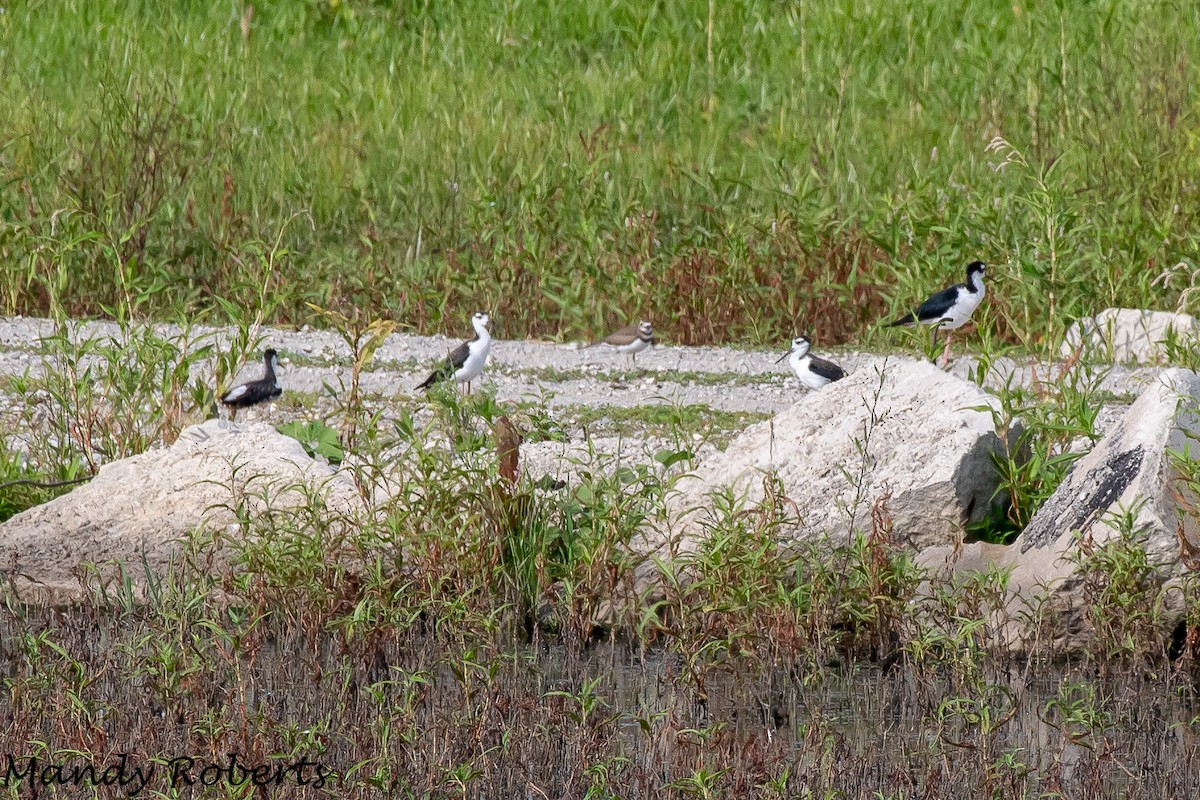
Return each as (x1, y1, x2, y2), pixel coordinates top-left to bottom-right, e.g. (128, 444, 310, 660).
(775, 351, 789, 364)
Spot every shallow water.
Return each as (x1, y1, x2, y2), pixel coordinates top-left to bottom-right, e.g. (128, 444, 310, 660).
(4, 608, 1199, 799)
(432, 638, 1200, 798)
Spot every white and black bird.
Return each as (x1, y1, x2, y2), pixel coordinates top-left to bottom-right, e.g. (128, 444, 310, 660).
(220, 348, 282, 420)
(887, 260, 987, 367)
(418, 312, 492, 394)
(776, 336, 846, 391)
(598, 320, 655, 368)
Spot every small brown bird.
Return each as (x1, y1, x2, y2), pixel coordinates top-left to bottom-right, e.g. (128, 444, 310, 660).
(599, 320, 655, 368)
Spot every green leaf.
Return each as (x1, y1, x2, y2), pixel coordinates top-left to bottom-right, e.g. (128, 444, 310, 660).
(277, 421, 344, 464)
(614, 466, 639, 485)
(654, 449, 694, 469)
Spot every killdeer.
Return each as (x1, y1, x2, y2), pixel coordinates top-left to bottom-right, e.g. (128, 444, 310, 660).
(599, 320, 655, 368)
(220, 348, 282, 420)
(418, 312, 492, 394)
(776, 336, 846, 391)
(887, 260, 986, 367)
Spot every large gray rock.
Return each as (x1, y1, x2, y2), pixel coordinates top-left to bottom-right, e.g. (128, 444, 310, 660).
(1062, 308, 1199, 364)
(920, 369, 1200, 653)
(656, 359, 1014, 554)
(0, 419, 362, 603)
(1012, 368, 1200, 647)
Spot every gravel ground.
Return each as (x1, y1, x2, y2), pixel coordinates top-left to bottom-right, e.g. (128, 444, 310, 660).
(0, 315, 1166, 445)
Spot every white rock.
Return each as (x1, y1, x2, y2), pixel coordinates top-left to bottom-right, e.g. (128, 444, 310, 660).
(652, 359, 1014, 555)
(920, 369, 1200, 653)
(1062, 308, 1199, 364)
(0, 419, 362, 603)
(1013, 368, 1200, 647)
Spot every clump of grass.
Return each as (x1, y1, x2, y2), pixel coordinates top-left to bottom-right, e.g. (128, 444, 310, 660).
(972, 351, 1105, 544)
(304, 304, 396, 449)
(1068, 503, 1177, 665)
(503, 362, 787, 389)
(0, 439, 90, 522)
(651, 476, 925, 687)
(568, 403, 769, 449)
(8, 321, 214, 475)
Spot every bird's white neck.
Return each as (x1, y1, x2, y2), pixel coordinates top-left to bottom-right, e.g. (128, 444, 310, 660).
(968, 270, 985, 295)
(472, 318, 491, 345)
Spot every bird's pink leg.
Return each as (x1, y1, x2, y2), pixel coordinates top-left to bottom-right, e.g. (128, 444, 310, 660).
(938, 332, 954, 368)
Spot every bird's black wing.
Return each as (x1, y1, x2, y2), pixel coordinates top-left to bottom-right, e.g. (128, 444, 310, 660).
(913, 283, 964, 323)
(809, 356, 846, 383)
(221, 380, 282, 408)
(418, 340, 471, 389)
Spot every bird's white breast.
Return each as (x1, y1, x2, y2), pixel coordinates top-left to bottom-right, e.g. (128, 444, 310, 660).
(940, 284, 985, 330)
(616, 337, 651, 355)
(456, 337, 491, 382)
(791, 353, 831, 391)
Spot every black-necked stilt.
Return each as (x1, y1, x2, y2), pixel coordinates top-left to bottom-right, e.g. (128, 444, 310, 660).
(418, 312, 492, 394)
(887, 261, 986, 367)
(600, 320, 655, 368)
(220, 348, 282, 420)
(776, 336, 846, 390)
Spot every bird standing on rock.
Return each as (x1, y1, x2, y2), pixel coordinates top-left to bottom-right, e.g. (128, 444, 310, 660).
(418, 312, 492, 394)
(220, 348, 282, 420)
(777, 336, 846, 391)
(888, 261, 987, 367)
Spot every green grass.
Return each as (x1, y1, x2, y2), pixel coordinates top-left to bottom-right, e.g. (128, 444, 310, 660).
(495, 361, 788, 387)
(0, 0, 1197, 348)
(564, 402, 769, 446)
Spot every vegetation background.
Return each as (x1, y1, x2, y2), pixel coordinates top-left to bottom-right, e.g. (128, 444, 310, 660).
(1, 0, 1197, 348)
